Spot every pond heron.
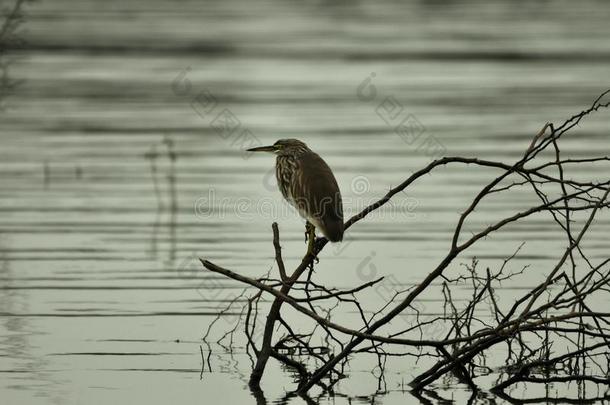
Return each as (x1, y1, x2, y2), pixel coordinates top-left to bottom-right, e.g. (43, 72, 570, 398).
(247, 139, 344, 251)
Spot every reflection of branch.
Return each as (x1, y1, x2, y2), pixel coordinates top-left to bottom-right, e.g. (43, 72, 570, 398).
(494, 390, 610, 405)
(145, 137, 178, 261)
(1, 1, 23, 35)
(492, 341, 610, 392)
(202, 90, 610, 400)
(0, 0, 28, 107)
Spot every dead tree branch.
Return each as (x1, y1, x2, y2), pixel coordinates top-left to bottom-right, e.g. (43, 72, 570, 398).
(201, 90, 610, 401)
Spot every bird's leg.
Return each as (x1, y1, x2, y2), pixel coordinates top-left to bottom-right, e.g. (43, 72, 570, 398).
(305, 221, 317, 260)
(304, 222, 311, 243)
(305, 221, 315, 250)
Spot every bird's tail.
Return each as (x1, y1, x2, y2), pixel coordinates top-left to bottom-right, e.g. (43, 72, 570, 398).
(323, 219, 344, 242)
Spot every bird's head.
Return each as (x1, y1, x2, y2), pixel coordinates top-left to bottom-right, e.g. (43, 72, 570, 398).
(247, 139, 309, 156)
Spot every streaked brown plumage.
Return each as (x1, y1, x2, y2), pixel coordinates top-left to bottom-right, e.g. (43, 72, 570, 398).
(247, 139, 344, 242)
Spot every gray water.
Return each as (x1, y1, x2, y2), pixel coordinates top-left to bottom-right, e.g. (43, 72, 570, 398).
(1, 0, 610, 404)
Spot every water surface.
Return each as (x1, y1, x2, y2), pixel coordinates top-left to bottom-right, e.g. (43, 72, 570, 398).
(1, 0, 610, 403)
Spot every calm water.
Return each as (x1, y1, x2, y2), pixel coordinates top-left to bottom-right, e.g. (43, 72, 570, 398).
(1, 0, 610, 404)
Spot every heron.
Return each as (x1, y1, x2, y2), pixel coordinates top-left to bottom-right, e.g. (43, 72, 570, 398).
(247, 139, 344, 253)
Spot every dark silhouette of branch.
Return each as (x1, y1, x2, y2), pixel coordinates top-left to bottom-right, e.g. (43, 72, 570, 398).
(201, 89, 610, 400)
(0, 0, 29, 108)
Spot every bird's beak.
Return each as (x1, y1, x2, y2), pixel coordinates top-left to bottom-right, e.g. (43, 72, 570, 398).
(247, 145, 276, 153)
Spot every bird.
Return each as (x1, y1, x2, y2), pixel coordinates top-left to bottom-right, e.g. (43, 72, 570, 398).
(247, 139, 344, 252)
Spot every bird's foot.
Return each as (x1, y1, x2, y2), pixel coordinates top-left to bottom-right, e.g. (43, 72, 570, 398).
(306, 247, 319, 264)
(306, 236, 316, 258)
(305, 222, 316, 251)
(305, 222, 315, 240)
(303, 222, 320, 263)
(306, 237, 321, 264)
(306, 239, 321, 264)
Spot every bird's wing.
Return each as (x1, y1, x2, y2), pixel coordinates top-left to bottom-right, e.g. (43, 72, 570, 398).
(292, 151, 343, 224)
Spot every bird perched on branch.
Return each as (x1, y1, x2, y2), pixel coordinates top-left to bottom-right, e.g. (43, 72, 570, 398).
(247, 139, 344, 252)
